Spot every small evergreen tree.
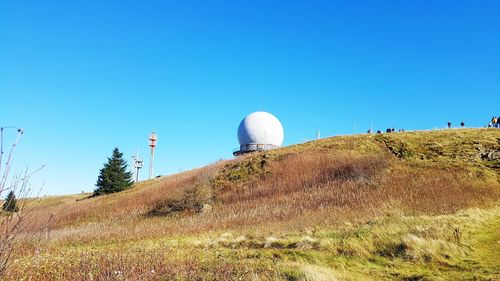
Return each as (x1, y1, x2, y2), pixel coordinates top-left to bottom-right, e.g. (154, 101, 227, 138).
(93, 148, 133, 196)
(2, 191, 18, 212)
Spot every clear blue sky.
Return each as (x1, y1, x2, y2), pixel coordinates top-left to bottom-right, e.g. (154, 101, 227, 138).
(1, 1, 498, 195)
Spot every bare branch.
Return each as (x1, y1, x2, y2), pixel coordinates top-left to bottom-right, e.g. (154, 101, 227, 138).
(0, 126, 43, 276)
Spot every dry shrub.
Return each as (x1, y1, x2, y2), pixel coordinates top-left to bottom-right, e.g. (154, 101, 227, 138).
(147, 183, 213, 216)
(0, 127, 46, 276)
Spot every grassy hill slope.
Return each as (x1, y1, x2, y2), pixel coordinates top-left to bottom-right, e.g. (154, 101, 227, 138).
(6, 128, 500, 280)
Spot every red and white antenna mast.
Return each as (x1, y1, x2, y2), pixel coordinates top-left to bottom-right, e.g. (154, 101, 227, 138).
(148, 131, 157, 179)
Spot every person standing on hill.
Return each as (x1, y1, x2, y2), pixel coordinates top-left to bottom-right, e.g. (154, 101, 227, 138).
(493, 116, 498, 128)
(447, 121, 452, 128)
(460, 121, 465, 128)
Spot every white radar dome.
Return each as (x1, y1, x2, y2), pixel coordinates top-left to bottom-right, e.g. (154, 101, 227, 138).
(237, 111, 284, 153)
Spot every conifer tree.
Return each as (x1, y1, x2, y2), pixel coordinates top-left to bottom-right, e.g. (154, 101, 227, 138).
(2, 191, 18, 212)
(93, 148, 133, 196)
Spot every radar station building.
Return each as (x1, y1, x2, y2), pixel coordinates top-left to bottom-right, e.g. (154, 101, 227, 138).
(234, 111, 284, 156)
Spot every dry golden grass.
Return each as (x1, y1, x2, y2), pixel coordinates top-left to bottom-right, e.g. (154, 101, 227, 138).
(4, 128, 500, 280)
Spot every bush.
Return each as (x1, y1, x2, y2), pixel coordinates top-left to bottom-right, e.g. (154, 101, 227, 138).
(148, 184, 213, 216)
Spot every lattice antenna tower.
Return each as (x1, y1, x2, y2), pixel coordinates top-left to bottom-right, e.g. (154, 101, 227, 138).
(132, 150, 143, 182)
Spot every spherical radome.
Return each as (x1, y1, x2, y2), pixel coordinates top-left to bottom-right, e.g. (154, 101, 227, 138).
(237, 111, 284, 148)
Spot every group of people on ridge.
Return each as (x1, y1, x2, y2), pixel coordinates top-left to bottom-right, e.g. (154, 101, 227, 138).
(366, 127, 405, 134)
(488, 116, 500, 128)
(365, 117, 499, 133)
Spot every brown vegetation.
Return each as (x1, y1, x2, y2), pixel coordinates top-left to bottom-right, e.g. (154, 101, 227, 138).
(4, 128, 500, 280)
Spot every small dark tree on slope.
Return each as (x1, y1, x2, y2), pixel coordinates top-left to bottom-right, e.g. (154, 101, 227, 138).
(94, 148, 133, 196)
(2, 191, 18, 212)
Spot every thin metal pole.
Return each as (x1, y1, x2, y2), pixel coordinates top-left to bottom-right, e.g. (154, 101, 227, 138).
(149, 146, 154, 179)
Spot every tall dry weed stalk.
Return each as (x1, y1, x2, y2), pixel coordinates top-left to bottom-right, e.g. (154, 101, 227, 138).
(0, 127, 43, 275)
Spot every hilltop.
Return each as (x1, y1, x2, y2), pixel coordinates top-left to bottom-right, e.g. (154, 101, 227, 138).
(6, 128, 500, 280)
